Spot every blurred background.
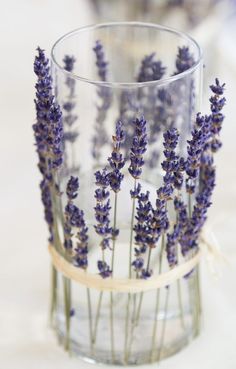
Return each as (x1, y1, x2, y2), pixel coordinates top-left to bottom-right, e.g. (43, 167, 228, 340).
(0, 1, 236, 368)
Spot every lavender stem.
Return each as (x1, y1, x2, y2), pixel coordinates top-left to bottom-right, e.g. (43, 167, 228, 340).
(86, 273, 93, 353)
(63, 276, 71, 351)
(157, 286, 170, 362)
(150, 235, 165, 362)
(50, 265, 58, 326)
(92, 291, 103, 347)
(127, 247, 152, 360)
(110, 192, 118, 362)
(124, 179, 137, 363)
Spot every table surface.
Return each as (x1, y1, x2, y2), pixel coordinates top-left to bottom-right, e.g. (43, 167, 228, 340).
(0, 1, 236, 368)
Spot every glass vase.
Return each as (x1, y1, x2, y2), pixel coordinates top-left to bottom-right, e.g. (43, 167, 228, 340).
(50, 22, 203, 365)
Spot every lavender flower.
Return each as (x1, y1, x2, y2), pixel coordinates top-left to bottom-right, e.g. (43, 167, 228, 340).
(63, 55, 76, 73)
(132, 189, 152, 276)
(130, 182, 141, 199)
(128, 117, 148, 179)
(94, 168, 113, 277)
(108, 121, 125, 192)
(185, 114, 211, 194)
(73, 207, 89, 269)
(33, 47, 64, 241)
(62, 55, 78, 151)
(64, 176, 89, 268)
(40, 179, 53, 242)
(97, 260, 112, 278)
(159, 128, 184, 199)
(209, 78, 226, 152)
(174, 46, 195, 74)
(166, 196, 188, 264)
(180, 80, 225, 257)
(66, 176, 79, 200)
(92, 41, 112, 160)
(137, 53, 166, 82)
(93, 40, 108, 81)
(63, 176, 79, 250)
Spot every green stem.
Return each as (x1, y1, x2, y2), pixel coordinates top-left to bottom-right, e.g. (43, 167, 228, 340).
(124, 180, 136, 363)
(92, 291, 103, 347)
(63, 276, 71, 351)
(177, 278, 186, 331)
(124, 293, 131, 364)
(110, 292, 115, 363)
(149, 235, 165, 362)
(129, 181, 137, 278)
(86, 283, 93, 353)
(50, 264, 58, 326)
(110, 192, 118, 363)
(157, 286, 170, 362)
(187, 193, 199, 335)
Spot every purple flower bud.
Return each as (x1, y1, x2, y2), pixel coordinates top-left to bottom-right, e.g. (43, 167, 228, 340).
(97, 260, 112, 278)
(175, 46, 195, 74)
(66, 176, 79, 200)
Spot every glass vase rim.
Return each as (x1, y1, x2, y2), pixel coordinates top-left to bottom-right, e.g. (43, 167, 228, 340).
(51, 21, 202, 89)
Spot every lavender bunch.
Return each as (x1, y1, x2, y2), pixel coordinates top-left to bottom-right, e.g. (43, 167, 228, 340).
(63, 176, 79, 251)
(180, 79, 226, 257)
(185, 113, 211, 195)
(94, 168, 112, 278)
(92, 41, 112, 161)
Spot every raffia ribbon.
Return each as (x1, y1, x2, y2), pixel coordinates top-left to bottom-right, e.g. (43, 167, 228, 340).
(48, 227, 225, 294)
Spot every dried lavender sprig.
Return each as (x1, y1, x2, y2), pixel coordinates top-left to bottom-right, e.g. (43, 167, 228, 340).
(64, 176, 89, 268)
(125, 117, 148, 362)
(64, 176, 92, 349)
(128, 117, 148, 274)
(209, 78, 226, 152)
(33, 47, 65, 245)
(137, 53, 166, 82)
(174, 46, 195, 75)
(185, 113, 211, 195)
(94, 168, 112, 277)
(137, 54, 167, 168)
(33, 47, 70, 349)
(62, 55, 78, 170)
(107, 121, 126, 359)
(128, 117, 148, 179)
(181, 80, 226, 257)
(92, 41, 112, 160)
(132, 189, 152, 277)
(108, 121, 126, 194)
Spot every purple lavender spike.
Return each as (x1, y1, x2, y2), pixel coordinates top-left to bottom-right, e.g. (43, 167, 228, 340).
(94, 168, 113, 278)
(108, 121, 126, 193)
(209, 79, 226, 152)
(128, 117, 148, 179)
(92, 41, 112, 160)
(174, 46, 195, 75)
(33, 47, 64, 241)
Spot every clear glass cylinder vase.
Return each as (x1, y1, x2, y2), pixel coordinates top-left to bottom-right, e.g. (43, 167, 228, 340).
(50, 22, 203, 365)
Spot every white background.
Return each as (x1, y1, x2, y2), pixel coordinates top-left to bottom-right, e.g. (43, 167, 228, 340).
(0, 1, 236, 368)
